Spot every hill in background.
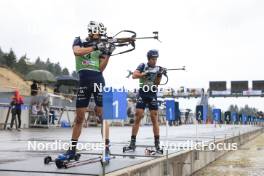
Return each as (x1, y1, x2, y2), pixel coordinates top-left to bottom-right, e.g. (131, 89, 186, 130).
(0, 66, 31, 95)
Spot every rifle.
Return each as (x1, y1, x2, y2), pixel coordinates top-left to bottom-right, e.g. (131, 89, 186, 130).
(126, 66, 186, 85)
(158, 66, 186, 85)
(126, 70, 133, 78)
(101, 31, 160, 56)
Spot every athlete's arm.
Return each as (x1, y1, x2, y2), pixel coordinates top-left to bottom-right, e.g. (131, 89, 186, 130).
(132, 63, 145, 79)
(73, 46, 94, 56)
(99, 56, 110, 72)
(155, 75, 162, 85)
(72, 37, 95, 56)
(132, 70, 145, 79)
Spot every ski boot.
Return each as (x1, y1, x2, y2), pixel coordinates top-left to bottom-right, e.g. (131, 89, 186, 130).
(55, 149, 81, 169)
(123, 139, 136, 153)
(101, 145, 111, 166)
(155, 140, 164, 154)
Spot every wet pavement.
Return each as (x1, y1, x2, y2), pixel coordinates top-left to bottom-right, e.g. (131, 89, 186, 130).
(0, 125, 261, 175)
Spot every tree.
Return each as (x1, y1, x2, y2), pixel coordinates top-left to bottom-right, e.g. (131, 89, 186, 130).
(0, 47, 5, 65)
(239, 105, 259, 116)
(16, 55, 29, 75)
(35, 57, 41, 65)
(207, 105, 214, 122)
(46, 58, 51, 65)
(71, 71, 79, 79)
(47, 62, 55, 74)
(5, 49, 17, 68)
(62, 68, 69, 75)
(54, 62, 62, 76)
(228, 104, 239, 113)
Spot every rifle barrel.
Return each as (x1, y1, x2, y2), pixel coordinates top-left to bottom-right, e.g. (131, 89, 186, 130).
(135, 36, 157, 40)
(167, 68, 185, 71)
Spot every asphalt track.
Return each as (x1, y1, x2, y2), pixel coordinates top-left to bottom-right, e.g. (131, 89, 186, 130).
(0, 125, 260, 175)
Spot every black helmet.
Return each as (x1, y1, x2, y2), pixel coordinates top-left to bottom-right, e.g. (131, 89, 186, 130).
(147, 49, 159, 59)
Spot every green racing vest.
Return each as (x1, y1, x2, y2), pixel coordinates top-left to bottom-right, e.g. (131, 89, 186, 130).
(75, 50, 102, 72)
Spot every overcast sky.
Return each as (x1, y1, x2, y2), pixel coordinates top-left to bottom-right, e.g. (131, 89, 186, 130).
(0, 0, 264, 111)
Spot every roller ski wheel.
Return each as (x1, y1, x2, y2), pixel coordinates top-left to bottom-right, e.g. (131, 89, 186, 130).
(74, 153, 81, 161)
(55, 159, 65, 169)
(44, 156, 52, 164)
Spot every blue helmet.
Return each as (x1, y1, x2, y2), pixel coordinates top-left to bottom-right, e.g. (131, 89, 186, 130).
(147, 49, 159, 59)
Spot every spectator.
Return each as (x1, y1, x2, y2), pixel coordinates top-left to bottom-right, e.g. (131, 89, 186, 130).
(49, 107, 57, 125)
(54, 85, 60, 94)
(38, 86, 41, 94)
(31, 81, 38, 96)
(31, 102, 39, 115)
(44, 84, 48, 92)
(9, 90, 24, 130)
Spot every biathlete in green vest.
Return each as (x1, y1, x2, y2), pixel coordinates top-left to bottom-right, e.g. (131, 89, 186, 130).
(59, 21, 115, 161)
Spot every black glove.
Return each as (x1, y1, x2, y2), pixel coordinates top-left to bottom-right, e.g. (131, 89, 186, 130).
(157, 67, 166, 77)
(94, 42, 106, 51)
(104, 43, 116, 56)
(142, 70, 151, 77)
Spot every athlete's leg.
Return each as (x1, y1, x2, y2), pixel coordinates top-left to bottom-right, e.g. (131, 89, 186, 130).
(72, 107, 86, 140)
(149, 97, 162, 151)
(150, 110, 159, 137)
(131, 108, 145, 136)
(95, 106, 109, 140)
(69, 84, 91, 152)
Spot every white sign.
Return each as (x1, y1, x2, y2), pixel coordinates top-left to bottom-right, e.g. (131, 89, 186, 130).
(243, 90, 262, 96)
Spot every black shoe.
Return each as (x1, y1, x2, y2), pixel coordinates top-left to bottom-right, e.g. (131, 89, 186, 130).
(123, 139, 136, 152)
(128, 139, 136, 150)
(155, 140, 163, 154)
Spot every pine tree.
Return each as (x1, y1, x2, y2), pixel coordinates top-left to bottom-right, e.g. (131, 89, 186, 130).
(0, 47, 5, 65)
(54, 62, 62, 76)
(5, 49, 17, 68)
(16, 55, 29, 75)
(71, 71, 79, 79)
(62, 68, 69, 75)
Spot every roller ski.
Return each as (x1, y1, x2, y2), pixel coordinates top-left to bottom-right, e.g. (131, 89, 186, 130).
(123, 139, 136, 153)
(63, 155, 115, 169)
(44, 149, 81, 168)
(145, 140, 164, 156)
(144, 147, 164, 156)
(56, 147, 113, 169)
